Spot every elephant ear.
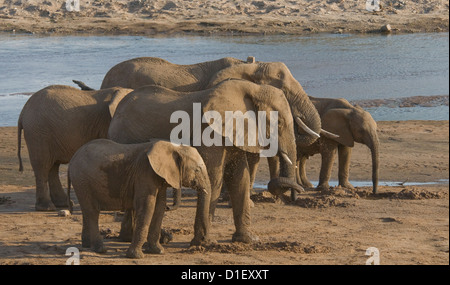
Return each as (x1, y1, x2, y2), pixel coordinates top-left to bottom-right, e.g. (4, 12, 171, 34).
(321, 108, 354, 147)
(202, 85, 263, 154)
(146, 142, 181, 189)
(108, 88, 133, 118)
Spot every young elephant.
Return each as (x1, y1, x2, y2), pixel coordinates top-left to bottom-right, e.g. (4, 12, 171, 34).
(296, 97, 379, 193)
(68, 139, 211, 259)
(18, 85, 133, 211)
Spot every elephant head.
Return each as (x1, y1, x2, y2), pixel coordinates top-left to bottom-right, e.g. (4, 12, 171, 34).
(321, 107, 379, 193)
(201, 80, 303, 194)
(207, 61, 322, 148)
(146, 140, 211, 244)
(147, 140, 211, 194)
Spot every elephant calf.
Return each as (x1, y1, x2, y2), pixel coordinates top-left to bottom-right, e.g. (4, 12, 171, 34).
(297, 97, 379, 193)
(68, 139, 212, 259)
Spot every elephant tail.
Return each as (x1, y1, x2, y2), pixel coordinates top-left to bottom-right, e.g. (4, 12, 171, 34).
(17, 117, 24, 172)
(67, 170, 73, 214)
(72, 80, 95, 91)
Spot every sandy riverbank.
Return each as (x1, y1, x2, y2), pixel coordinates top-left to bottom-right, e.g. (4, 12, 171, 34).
(0, 120, 448, 264)
(0, 0, 448, 36)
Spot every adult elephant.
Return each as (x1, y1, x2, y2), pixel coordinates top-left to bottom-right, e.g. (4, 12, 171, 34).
(100, 57, 322, 147)
(18, 85, 133, 211)
(295, 97, 379, 193)
(108, 79, 303, 243)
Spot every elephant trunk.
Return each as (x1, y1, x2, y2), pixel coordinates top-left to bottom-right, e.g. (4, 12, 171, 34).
(267, 144, 304, 199)
(285, 83, 322, 148)
(367, 131, 380, 194)
(191, 182, 212, 246)
(268, 177, 304, 196)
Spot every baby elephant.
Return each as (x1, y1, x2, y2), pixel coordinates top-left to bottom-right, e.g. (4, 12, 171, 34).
(68, 139, 211, 259)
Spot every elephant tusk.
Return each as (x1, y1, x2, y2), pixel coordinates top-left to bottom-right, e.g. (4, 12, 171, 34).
(320, 129, 340, 139)
(280, 151, 293, 165)
(295, 117, 320, 138)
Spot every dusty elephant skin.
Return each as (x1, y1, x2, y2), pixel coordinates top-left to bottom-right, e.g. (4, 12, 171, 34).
(100, 56, 322, 148)
(68, 139, 212, 259)
(108, 79, 302, 243)
(98, 56, 323, 201)
(17, 85, 133, 211)
(295, 97, 380, 193)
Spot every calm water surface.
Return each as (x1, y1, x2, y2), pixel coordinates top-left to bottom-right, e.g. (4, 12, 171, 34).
(0, 33, 448, 126)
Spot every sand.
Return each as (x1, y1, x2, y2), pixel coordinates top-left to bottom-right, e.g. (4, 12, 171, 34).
(0, 120, 448, 265)
(0, 0, 448, 36)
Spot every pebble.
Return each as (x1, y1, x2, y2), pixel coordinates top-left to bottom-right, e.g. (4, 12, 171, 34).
(58, 210, 71, 217)
(381, 24, 392, 33)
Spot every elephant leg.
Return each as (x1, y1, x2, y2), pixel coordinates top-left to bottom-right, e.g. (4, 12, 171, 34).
(119, 209, 135, 242)
(28, 155, 55, 211)
(267, 155, 280, 179)
(191, 180, 214, 247)
(127, 194, 156, 259)
(246, 153, 260, 191)
(224, 150, 256, 243)
(338, 145, 354, 189)
(171, 187, 182, 210)
(48, 163, 69, 208)
(146, 188, 166, 255)
(317, 141, 337, 191)
(82, 207, 104, 253)
(196, 146, 226, 222)
(298, 154, 314, 188)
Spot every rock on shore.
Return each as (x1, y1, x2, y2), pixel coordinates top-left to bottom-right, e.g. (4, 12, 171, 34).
(0, 0, 448, 35)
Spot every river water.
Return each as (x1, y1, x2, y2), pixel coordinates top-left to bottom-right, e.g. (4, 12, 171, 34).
(0, 33, 448, 126)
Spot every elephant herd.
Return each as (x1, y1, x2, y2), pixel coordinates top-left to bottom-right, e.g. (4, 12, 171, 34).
(17, 56, 379, 259)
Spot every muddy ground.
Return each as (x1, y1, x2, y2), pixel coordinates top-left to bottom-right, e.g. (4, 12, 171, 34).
(0, 120, 448, 265)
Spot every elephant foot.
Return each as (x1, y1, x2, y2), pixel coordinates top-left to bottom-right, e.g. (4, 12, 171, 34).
(301, 181, 314, 188)
(35, 200, 57, 211)
(126, 247, 145, 259)
(92, 241, 106, 254)
(232, 231, 259, 244)
(145, 243, 165, 254)
(159, 228, 173, 244)
(340, 182, 355, 189)
(190, 236, 216, 247)
(315, 183, 330, 192)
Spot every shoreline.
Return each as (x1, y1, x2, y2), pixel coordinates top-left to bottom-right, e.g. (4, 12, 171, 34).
(0, 1, 448, 36)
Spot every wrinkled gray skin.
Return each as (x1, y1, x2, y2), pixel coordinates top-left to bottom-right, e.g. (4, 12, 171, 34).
(99, 56, 322, 200)
(296, 97, 380, 194)
(68, 139, 212, 259)
(17, 85, 133, 211)
(108, 79, 303, 243)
